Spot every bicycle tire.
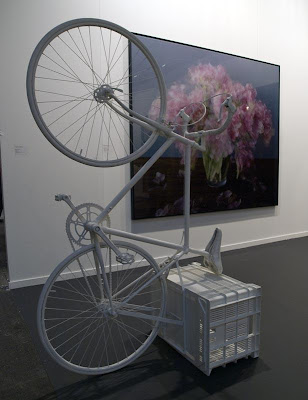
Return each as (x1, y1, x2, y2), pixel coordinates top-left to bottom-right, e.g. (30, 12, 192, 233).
(37, 240, 166, 375)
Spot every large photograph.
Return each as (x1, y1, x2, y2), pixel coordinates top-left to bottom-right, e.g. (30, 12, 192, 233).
(131, 35, 280, 220)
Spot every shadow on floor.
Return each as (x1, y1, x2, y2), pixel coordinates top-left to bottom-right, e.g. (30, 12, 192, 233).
(36, 336, 268, 400)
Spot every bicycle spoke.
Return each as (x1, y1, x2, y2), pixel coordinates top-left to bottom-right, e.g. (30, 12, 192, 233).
(84, 252, 104, 293)
(71, 316, 100, 364)
(61, 102, 97, 145)
(96, 105, 105, 160)
(36, 89, 90, 100)
(97, 106, 118, 160)
(97, 318, 116, 367)
(114, 318, 148, 345)
(45, 304, 99, 331)
(48, 43, 92, 95)
(49, 309, 101, 343)
(47, 95, 92, 127)
(52, 284, 98, 302)
(106, 30, 112, 85)
(36, 76, 80, 83)
(120, 302, 160, 313)
(115, 318, 129, 360)
(41, 92, 92, 116)
(58, 273, 96, 306)
(47, 295, 95, 304)
(109, 107, 135, 150)
(105, 312, 119, 363)
(58, 311, 104, 356)
(112, 260, 150, 299)
(102, 40, 129, 85)
(78, 27, 101, 87)
(59, 33, 102, 86)
(37, 64, 82, 82)
(88, 26, 95, 88)
(117, 313, 153, 334)
(66, 265, 94, 300)
(88, 315, 108, 367)
(40, 53, 81, 83)
(108, 109, 128, 156)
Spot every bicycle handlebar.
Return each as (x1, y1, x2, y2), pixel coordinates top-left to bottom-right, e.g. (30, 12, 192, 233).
(184, 96, 236, 140)
(108, 92, 236, 152)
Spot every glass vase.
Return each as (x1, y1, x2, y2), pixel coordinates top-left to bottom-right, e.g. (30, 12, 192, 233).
(202, 154, 230, 188)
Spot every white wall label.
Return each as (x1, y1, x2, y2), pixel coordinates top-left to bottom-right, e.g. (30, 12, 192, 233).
(14, 145, 28, 155)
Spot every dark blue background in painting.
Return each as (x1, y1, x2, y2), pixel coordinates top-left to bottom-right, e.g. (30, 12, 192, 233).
(132, 34, 279, 160)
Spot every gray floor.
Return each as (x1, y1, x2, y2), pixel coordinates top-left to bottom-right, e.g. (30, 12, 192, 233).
(0, 221, 54, 400)
(1, 222, 308, 399)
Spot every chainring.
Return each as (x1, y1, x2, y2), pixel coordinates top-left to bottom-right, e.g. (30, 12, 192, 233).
(65, 203, 110, 247)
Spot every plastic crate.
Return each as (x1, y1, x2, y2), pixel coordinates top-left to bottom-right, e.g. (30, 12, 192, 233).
(160, 263, 261, 375)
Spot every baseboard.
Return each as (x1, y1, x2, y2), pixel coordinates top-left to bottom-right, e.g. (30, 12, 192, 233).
(221, 230, 308, 251)
(8, 230, 308, 289)
(150, 230, 308, 265)
(9, 275, 49, 289)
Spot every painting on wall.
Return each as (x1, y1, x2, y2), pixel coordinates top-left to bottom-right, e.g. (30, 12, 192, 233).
(130, 34, 280, 220)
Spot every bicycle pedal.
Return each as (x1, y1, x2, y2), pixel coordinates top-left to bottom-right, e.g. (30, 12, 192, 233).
(55, 194, 71, 202)
(116, 253, 135, 264)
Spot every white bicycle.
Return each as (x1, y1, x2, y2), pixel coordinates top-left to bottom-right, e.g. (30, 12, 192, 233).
(27, 19, 236, 375)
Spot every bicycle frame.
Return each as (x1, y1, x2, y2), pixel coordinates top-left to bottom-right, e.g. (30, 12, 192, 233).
(60, 92, 236, 325)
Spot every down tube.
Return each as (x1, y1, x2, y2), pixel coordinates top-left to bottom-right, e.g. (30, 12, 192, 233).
(95, 137, 175, 224)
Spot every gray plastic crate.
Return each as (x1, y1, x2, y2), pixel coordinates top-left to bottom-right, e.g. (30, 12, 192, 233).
(160, 263, 261, 375)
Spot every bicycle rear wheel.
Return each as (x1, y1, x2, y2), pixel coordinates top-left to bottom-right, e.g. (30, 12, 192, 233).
(37, 241, 166, 375)
(27, 19, 166, 167)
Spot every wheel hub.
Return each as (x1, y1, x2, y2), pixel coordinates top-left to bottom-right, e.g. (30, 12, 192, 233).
(94, 84, 114, 103)
(97, 301, 118, 318)
(94, 84, 124, 103)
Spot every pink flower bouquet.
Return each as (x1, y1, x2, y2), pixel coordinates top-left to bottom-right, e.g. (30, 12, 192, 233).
(149, 63, 274, 186)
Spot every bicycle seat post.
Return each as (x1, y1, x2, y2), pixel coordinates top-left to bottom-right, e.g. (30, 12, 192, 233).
(183, 144, 191, 252)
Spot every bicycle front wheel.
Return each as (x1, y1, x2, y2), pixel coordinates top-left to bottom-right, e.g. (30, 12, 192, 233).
(37, 241, 166, 375)
(27, 19, 166, 167)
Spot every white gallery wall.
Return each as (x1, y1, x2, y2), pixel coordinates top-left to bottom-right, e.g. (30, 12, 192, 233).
(1, 0, 308, 288)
